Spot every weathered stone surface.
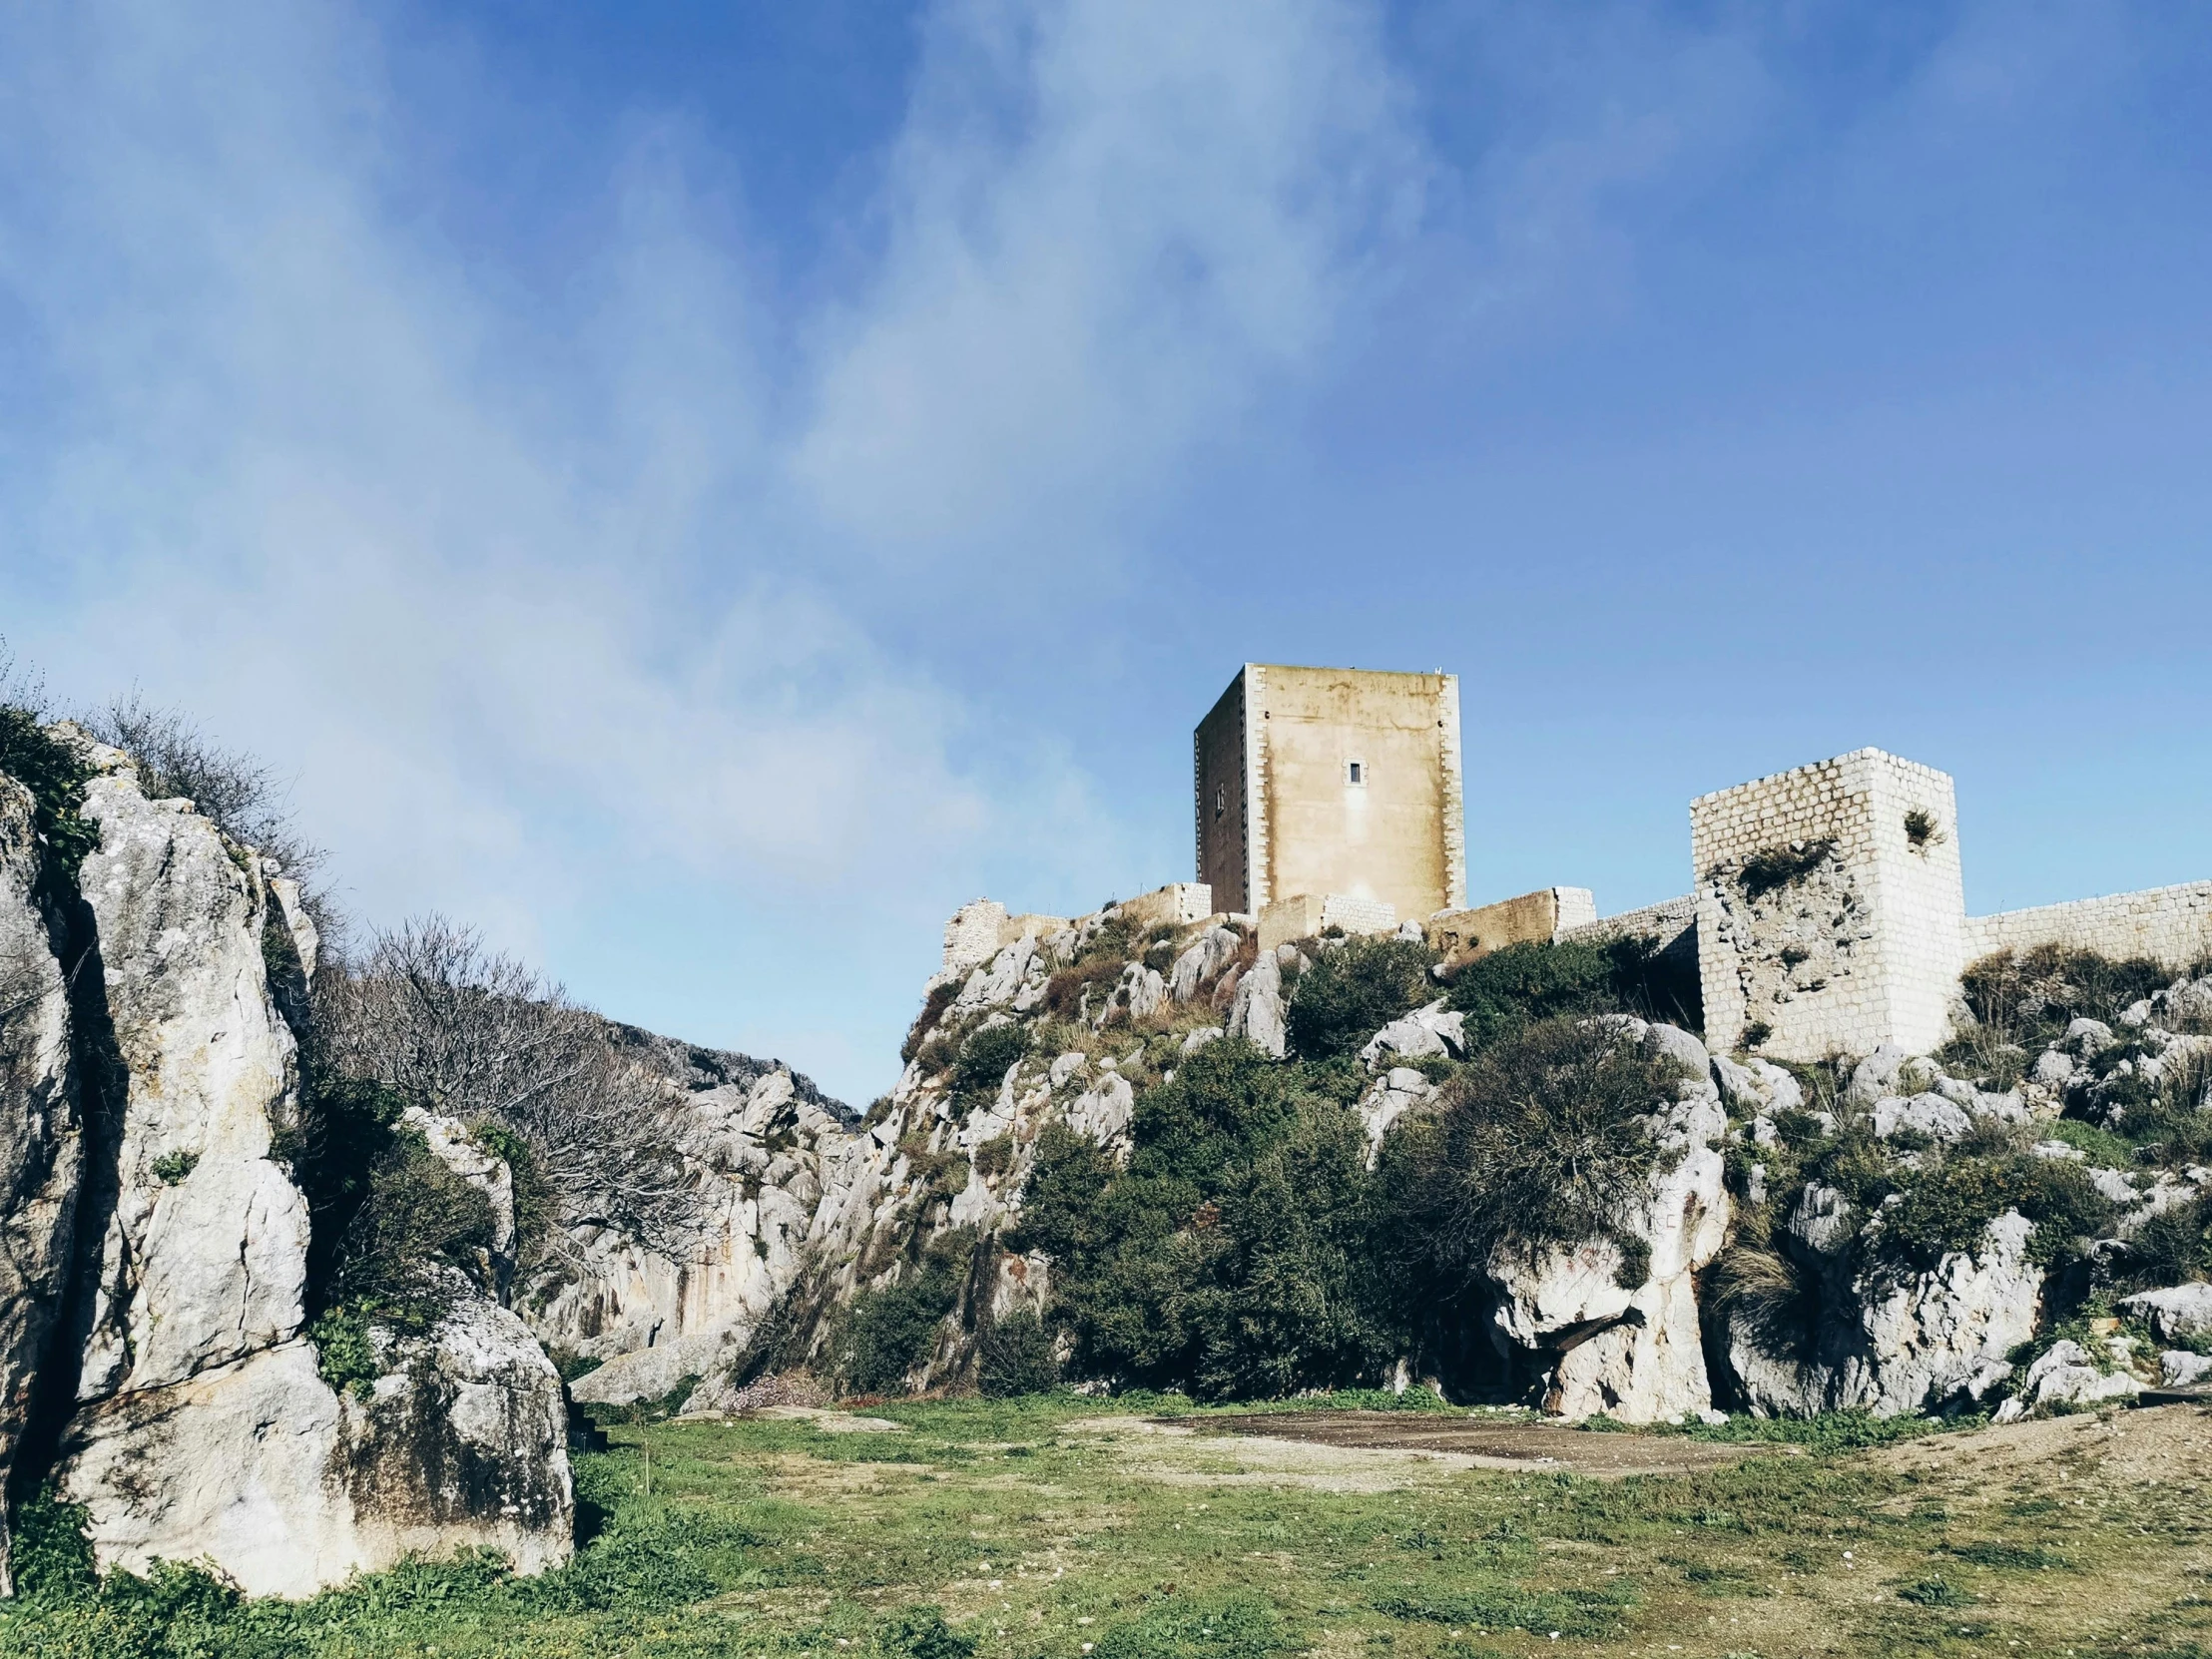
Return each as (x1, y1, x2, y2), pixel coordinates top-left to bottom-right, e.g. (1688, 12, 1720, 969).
(547, 1065, 847, 1406)
(403, 1105, 517, 1290)
(0, 776, 81, 1594)
(1993, 1339, 2139, 1421)
(1227, 952, 1287, 1058)
(1358, 999, 1465, 1068)
(1482, 1044, 1731, 1423)
(1356, 1068, 1432, 1166)
(1170, 927, 1242, 1002)
(1873, 1093, 1972, 1142)
(2120, 1283, 2212, 1344)
(70, 752, 309, 1400)
(1064, 1071, 1136, 1147)
(60, 1300, 571, 1598)
(1729, 1210, 2044, 1418)
(2161, 1350, 2212, 1387)
(30, 740, 573, 1595)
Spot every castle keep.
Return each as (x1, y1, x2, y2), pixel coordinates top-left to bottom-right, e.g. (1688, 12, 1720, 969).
(1194, 664, 1465, 931)
(942, 664, 2212, 1061)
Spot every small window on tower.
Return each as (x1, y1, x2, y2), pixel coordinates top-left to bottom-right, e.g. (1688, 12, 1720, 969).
(1346, 760, 1366, 786)
(1215, 788, 1226, 820)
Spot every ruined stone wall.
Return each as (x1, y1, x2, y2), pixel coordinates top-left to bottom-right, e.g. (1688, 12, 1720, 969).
(1560, 893, 1697, 951)
(1693, 750, 1964, 1061)
(1432, 886, 1599, 961)
(1963, 881, 2212, 972)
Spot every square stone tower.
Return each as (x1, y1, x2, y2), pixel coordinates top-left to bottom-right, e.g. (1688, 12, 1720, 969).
(1693, 749, 1966, 1061)
(1195, 664, 1466, 922)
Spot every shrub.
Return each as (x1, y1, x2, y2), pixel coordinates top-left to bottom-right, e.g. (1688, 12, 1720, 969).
(288, 1075, 499, 1389)
(1870, 1154, 2115, 1274)
(1285, 935, 1434, 1060)
(976, 1310, 1060, 1396)
(1378, 1018, 1684, 1285)
(1010, 1039, 1395, 1397)
(1444, 936, 1694, 1051)
(883, 1605, 977, 1659)
(0, 703, 99, 886)
(6, 1483, 96, 1601)
(530, 1507, 748, 1612)
(971, 1134, 1015, 1179)
(832, 1235, 975, 1394)
(951, 1022, 1029, 1102)
(1092, 1593, 1296, 1659)
(2119, 1196, 2211, 1291)
(902, 983, 959, 1063)
(1958, 945, 2169, 1054)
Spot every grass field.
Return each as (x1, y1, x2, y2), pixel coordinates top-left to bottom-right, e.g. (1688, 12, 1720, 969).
(4, 1393, 2209, 1658)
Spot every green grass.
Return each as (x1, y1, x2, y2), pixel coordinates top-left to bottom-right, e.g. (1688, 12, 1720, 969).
(4, 1392, 2208, 1658)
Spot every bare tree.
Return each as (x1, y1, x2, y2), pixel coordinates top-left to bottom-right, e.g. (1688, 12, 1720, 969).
(317, 915, 704, 1260)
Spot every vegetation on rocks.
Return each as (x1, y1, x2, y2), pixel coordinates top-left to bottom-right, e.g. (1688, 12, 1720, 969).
(1011, 1038, 1393, 1399)
(1379, 1019, 1687, 1285)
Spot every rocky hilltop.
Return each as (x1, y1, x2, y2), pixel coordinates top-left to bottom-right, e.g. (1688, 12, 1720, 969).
(551, 889, 2210, 1431)
(5, 707, 2210, 1604)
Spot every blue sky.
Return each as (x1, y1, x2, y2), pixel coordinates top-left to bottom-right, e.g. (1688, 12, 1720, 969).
(3, 0, 2208, 1103)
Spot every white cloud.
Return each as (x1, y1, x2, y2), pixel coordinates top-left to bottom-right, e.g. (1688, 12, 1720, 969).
(790, 0, 1426, 560)
(0, 0, 1430, 1093)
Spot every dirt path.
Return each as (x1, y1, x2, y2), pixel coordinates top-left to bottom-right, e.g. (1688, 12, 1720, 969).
(1062, 1410, 1773, 1481)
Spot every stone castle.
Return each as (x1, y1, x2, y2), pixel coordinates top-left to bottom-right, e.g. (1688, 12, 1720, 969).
(949, 663, 2212, 1062)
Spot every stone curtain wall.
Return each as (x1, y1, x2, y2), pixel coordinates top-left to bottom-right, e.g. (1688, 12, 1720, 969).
(1963, 881, 2212, 972)
(1693, 750, 1965, 1061)
(1559, 893, 1695, 951)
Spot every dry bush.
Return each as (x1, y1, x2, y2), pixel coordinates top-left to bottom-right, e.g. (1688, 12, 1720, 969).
(316, 915, 702, 1261)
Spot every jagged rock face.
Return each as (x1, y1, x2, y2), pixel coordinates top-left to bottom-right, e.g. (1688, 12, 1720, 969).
(1480, 1023, 1733, 1423)
(69, 751, 311, 1400)
(0, 778, 81, 1594)
(545, 1067, 852, 1405)
(1725, 1209, 2041, 1418)
(5, 740, 573, 1597)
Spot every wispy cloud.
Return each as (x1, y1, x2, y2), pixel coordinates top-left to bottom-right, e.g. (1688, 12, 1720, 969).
(0, 0, 1434, 1093)
(791, 0, 1426, 563)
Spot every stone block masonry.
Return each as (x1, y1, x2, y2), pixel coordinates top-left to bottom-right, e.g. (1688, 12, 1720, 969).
(1693, 750, 1965, 1061)
(1963, 882, 2212, 972)
(1430, 887, 1598, 963)
(1197, 665, 1465, 923)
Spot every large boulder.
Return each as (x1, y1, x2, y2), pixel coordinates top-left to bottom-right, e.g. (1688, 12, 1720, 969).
(1993, 1339, 2139, 1421)
(1226, 952, 1287, 1058)
(68, 749, 310, 1402)
(45, 745, 572, 1594)
(2120, 1283, 2212, 1345)
(0, 776, 82, 1594)
(60, 1298, 571, 1598)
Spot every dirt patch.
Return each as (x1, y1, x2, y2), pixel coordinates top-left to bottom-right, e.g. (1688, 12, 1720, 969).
(749, 1404, 909, 1432)
(1179, 1411, 1780, 1476)
(1876, 1400, 2212, 1486)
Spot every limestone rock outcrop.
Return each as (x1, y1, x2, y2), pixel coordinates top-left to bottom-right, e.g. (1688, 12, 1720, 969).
(0, 777, 80, 1595)
(545, 1059, 851, 1406)
(1, 734, 572, 1598)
